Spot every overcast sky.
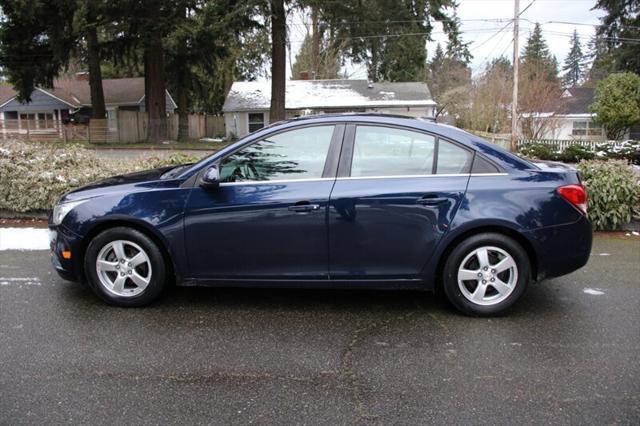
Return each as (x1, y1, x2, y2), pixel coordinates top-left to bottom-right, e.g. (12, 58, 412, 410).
(286, 0, 606, 79)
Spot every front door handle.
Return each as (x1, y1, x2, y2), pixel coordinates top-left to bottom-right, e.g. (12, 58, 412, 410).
(288, 202, 320, 212)
(416, 196, 448, 206)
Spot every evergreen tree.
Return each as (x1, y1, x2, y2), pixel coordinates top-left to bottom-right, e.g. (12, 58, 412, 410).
(0, 0, 109, 118)
(520, 22, 559, 83)
(291, 33, 341, 79)
(592, 0, 640, 75)
(585, 34, 615, 85)
(562, 29, 586, 87)
(318, 0, 467, 82)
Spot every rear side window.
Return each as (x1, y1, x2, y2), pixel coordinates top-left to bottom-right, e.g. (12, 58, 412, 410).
(351, 126, 435, 177)
(436, 140, 473, 174)
(349, 125, 474, 177)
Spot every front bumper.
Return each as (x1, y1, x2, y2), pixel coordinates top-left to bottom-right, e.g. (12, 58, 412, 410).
(49, 224, 84, 282)
(524, 215, 593, 281)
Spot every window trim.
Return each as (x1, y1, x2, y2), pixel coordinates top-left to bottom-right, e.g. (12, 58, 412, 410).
(339, 123, 480, 178)
(215, 123, 344, 185)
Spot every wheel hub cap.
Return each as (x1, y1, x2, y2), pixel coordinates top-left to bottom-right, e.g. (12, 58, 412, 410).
(95, 240, 152, 297)
(457, 246, 518, 306)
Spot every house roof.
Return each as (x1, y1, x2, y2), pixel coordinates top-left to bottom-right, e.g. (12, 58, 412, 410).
(222, 79, 436, 112)
(559, 87, 595, 115)
(0, 77, 176, 108)
(0, 85, 17, 106)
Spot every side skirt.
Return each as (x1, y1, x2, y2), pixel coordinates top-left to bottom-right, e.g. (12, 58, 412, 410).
(178, 278, 429, 291)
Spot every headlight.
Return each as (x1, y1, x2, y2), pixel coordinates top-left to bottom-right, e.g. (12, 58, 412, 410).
(52, 199, 89, 225)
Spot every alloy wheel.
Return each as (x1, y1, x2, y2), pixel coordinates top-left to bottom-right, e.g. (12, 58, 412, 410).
(95, 240, 152, 297)
(457, 246, 518, 306)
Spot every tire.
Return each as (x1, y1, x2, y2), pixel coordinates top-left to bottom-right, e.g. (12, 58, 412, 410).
(442, 233, 530, 316)
(84, 227, 166, 307)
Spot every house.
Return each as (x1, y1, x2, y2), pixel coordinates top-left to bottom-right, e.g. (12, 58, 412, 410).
(0, 75, 176, 132)
(525, 87, 607, 140)
(222, 79, 437, 138)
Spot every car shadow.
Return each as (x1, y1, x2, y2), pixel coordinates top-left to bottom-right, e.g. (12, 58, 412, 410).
(58, 277, 568, 319)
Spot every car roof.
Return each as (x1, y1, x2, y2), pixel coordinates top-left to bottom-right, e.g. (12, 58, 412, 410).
(269, 113, 484, 145)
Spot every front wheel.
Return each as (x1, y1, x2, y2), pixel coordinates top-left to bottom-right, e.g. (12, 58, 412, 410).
(84, 227, 166, 307)
(442, 233, 531, 316)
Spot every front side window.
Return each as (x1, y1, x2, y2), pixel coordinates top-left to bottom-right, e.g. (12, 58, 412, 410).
(248, 113, 265, 133)
(220, 125, 334, 182)
(351, 126, 436, 177)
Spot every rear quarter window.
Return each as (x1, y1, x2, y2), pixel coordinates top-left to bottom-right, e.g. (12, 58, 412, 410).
(471, 154, 501, 173)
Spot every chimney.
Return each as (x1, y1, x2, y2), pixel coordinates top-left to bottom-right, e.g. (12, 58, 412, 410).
(298, 71, 309, 80)
(75, 71, 89, 81)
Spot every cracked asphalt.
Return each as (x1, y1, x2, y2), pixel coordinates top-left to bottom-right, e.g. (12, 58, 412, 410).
(1, 233, 639, 425)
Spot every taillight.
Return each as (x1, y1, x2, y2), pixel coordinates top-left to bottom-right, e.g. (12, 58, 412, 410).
(557, 184, 587, 215)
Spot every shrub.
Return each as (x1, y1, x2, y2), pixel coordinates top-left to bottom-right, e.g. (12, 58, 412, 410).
(0, 141, 198, 213)
(576, 159, 640, 230)
(556, 144, 595, 163)
(594, 140, 640, 165)
(153, 152, 201, 167)
(517, 143, 556, 160)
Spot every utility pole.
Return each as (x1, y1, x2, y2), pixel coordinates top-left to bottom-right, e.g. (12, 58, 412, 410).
(511, 0, 520, 152)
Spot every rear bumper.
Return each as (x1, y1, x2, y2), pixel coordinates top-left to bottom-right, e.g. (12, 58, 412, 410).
(524, 215, 592, 280)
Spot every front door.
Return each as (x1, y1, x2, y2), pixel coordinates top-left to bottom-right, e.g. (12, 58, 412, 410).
(328, 124, 472, 279)
(184, 124, 342, 280)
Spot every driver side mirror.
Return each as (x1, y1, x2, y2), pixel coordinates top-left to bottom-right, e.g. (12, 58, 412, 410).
(200, 165, 220, 189)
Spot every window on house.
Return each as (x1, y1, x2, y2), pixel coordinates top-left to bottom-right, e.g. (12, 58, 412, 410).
(248, 113, 265, 133)
(572, 121, 602, 137)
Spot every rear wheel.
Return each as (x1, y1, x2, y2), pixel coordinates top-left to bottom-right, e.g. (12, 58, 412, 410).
(442, 233, 530, 316)
(84, 227, 166, 307)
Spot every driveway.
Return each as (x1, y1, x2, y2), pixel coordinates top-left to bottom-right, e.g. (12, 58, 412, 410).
(1, 233, 639, 424)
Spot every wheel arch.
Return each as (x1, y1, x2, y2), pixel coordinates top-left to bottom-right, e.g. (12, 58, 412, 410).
(430, 223, 539, 291)
(78, 218, 178, 285)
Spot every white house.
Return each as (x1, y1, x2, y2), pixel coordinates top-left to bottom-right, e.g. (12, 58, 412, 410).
(222, 79, 437, 138)
(528, 87, 639, 141)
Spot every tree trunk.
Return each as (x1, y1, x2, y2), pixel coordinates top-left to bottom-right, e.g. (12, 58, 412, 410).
(270, 0, 286, 122)
(86, 19, 105, 119)
(177, 80, 189, 142)
(311, 6, 319, 79)
(144, 4, 167, 143)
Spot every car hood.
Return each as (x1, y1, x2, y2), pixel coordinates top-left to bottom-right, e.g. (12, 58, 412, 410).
(59, 165, 178, 203)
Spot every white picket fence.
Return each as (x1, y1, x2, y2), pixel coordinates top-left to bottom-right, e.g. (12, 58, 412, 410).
(516, 138, 618, 151)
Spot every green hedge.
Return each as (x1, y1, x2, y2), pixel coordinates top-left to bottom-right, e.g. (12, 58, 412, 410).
(518, 140, 640, 164)
(577, 160, 640, 230)
(0, 141, 199, 213)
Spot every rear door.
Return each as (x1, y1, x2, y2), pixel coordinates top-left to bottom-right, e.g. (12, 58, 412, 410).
(328, 124, 472, 279)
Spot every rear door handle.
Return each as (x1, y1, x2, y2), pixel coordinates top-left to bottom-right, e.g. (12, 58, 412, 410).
(288, 202, 320, 212)
(416, 196, 448, 205)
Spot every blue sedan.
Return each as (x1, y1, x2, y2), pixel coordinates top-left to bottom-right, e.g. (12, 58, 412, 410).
(49, 114, 592, 315)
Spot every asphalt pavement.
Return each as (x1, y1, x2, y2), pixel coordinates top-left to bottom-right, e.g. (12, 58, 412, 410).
(1, 233, 639, 425)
